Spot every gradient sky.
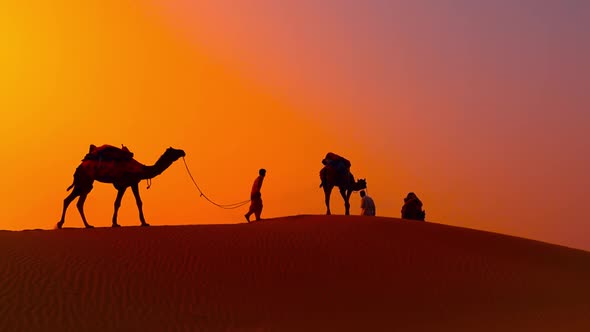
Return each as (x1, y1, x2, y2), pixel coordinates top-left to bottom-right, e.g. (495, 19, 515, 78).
(2, 1, 589, 250)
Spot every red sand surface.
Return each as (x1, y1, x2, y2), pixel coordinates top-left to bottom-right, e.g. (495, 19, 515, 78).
(1, 215, 589, 331)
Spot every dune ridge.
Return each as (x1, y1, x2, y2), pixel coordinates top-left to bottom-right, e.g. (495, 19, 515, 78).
(1, 215, 589, 331)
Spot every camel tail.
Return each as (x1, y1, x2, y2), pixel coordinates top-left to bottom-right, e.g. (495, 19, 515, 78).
(67, 165, 82, 191)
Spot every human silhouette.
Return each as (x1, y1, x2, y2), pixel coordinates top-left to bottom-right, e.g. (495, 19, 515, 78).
(319, 152, 366, 215)
(401, 192, 426, 221)
(359, 190, 376, 216)
(57, 145, 185, 229)
(245, 168, 266, 222)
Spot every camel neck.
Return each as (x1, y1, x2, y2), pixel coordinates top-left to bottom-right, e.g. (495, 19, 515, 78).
(142, 153, 175, 180)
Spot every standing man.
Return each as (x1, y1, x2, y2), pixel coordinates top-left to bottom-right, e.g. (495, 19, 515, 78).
(245, 168, 266, 222)
(360, 190, 376, 216)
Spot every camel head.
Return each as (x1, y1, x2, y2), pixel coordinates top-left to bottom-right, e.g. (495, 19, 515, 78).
(354, 178, 367, 191)
(164, 147, 186, 161)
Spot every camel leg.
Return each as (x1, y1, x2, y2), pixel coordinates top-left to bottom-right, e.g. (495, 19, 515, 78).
(324, 186, 333, 215)
(112, 187, 127, 227)
(346, 189, 353, 215)
(131, 184, 149, 226)
(340, 188, 351, 215)
(76, 192, 94, 228)
(57, 191, 79, 229)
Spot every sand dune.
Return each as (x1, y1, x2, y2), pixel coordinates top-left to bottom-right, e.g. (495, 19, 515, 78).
(1, 215, 589, 331)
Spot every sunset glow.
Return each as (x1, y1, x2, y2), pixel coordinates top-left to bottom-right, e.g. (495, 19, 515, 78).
(2, 1, 589, 251)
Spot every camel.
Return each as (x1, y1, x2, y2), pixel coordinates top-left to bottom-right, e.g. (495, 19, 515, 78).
(320, 167, 367, 215)
(57, 145, 186, 229)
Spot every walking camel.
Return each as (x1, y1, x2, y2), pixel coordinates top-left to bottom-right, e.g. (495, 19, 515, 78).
(320, 167, 367, 215)
(57, 145, 185, 229)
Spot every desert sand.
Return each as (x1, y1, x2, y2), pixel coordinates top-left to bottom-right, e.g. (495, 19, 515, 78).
(1, 215, 589, 331)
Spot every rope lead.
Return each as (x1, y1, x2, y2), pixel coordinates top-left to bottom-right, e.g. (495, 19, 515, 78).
(182, 157, 251, 209)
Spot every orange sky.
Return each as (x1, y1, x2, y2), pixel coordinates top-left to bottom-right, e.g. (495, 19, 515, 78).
(2, 1, 589, 251)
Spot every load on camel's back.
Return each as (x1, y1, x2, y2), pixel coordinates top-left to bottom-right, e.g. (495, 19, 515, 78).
(320, 152, 351, 188)
(323, 152, 351, 172)
(83, 144, 134, 162)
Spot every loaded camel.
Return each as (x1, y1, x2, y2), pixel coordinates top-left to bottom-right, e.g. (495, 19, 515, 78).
(319, 153, 367, 215)
(57, 145, 185, 228)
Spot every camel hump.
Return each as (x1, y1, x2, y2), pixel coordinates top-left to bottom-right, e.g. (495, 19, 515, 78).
(83, 144, 134, 162)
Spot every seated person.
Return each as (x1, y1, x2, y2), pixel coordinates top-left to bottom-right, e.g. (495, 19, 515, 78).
(401, 192, 426, 221)
(360, 190, 376, 216)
